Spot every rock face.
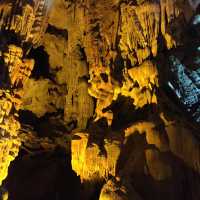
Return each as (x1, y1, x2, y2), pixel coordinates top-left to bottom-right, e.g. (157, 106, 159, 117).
(0, 0, 200, 200)
(99, 178, 142, 200)
(71, 132, 122, 182)
(21, 79, 65, 117)
(0, 0, 50, 48)
(0, 44, 34, 186)
(0, 0, 50, 188)
(46, 0, 95, 129)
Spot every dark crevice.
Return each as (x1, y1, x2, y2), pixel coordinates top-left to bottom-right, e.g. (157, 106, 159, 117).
(27, 46, 53, 80)
(112, 53, 125, 83)
(46, 24, 68, 39)
(18, 110, 68, 138)
(110, 95, 155, 130)
(100, 73, 108, 83)
(77, 44, 88, 61)
(18, 110, 39, 128)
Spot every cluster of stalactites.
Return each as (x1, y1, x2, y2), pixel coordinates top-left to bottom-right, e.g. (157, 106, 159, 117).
(88, 60, 159, 125)
(0, 0, 50, 47)
(87, 0, 181, 125)
(3, 44, 34, 89)
(119, 0, 180, 65)
(0, 44, 34, 186)
(71, 132, 121, 183)
(114, 60, 159, 108)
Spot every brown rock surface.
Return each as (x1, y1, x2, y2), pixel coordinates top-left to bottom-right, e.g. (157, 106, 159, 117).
(99, 178, 143, 200)
(0, 0, 200, 200)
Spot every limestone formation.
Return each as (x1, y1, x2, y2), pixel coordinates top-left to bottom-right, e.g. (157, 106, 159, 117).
(145, 149, 172, 181)
(119, 0, 179, 65)
(99, 178, 142, 200)
(88, 65, 114, 125)
(0, 0, 51, 187)
(0, 0, 51, 48)
(71, 132, 122, 182)
(84, 0, 181, 125)
(118, 60, 158, 108)
(165, 120, 200, 174)
(125, 120, 169, 152)
(0, 0, 200, 200)
(21, 79, 65, 117)
(0, 45, 34, 185)
(44, 0, 94, 129)
(4, 45, 34, 88)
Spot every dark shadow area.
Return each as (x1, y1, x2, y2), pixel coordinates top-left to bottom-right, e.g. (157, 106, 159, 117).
(46, 24, 68, 39)
(4, 148, 81, 200)
(78, 179, 105, 200)
(110, 95, 156, 130)
(27, 46, 51, 80)
(116, 132, 147, 175)
(87, 118, 110, 157)
(18, 109, 68, 137)
(116, 127, 200, 200)
(111, 53, 125, 83)
(18, 110, 39, 128)
(130, 151, 200, 200)
(0, 30, 21, 47)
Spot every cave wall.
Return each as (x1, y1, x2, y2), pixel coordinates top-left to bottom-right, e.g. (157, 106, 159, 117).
(0, 0, 200, 200)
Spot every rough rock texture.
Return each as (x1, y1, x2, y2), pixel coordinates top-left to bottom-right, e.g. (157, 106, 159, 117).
(119, 0, 178, 64)
(99, 178, 142, 200)
(0, 0, 50, 48)
(0, 42, 37, 186)
(21, 79, 65, 117)
(71, 132, 122, 182)
(0, 0, 50, 188)
(1, 0, 200, 200)
(46, 0, 94, 129)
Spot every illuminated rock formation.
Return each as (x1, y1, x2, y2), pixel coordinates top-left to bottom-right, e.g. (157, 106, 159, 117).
(0, 0, 51, 48)
(0, 43, 36, 186)
(71, 132, 121, 182)
(0, 0, 200, 200)
(88, 65, 114, 125)
(4, 45, 34, 88)
(43, 0, 94, 129)
(83, 0, 182, 125)
(125, 120, 169, 152)
(117, 60, 158, 108)
(119, 0, 179, 65)
(0, 0, 51, 188)
(21, 79, 65, 117)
